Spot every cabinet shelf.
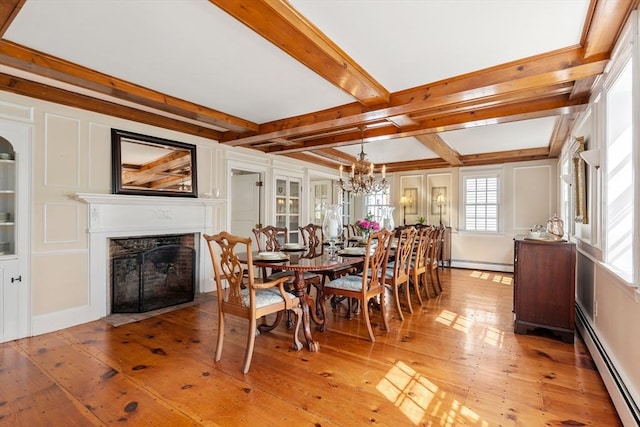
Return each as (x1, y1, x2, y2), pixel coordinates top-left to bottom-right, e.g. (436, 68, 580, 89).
(0, 190, 15, 194)
(0, 222, 15, 226)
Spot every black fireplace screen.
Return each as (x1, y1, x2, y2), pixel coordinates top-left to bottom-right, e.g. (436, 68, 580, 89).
(111, 234, 195, 313)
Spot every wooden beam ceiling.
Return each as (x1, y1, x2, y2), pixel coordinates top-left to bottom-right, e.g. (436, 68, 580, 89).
(209, 0, 390, 106)
(0, 0, 636, 172)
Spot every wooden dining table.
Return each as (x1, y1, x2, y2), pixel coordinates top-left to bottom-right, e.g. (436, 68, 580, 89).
(238, 246, 364, 352)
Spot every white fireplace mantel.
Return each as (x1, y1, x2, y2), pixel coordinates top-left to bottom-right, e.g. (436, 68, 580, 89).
(76, 193, 222, 319)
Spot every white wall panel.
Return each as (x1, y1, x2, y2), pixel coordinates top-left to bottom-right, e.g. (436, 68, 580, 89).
(43, 203, 80, 243)
(88, 122, 111, 191)
(44, 114, 80, 187)
(513, 164, 552, 230)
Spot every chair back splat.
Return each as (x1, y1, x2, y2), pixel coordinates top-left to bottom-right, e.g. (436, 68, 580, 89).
(203, 231, 303, 373)
(252, 225, 288, 252)
(409, 226, 431, 303)
(426, 226, 445, 297)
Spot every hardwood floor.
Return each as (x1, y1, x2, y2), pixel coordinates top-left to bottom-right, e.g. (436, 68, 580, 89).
(0, 268, 621, 426)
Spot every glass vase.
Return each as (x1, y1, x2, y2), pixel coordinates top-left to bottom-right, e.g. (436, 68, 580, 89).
(382, 206, 395, 231)
(322, 204, 343, 251)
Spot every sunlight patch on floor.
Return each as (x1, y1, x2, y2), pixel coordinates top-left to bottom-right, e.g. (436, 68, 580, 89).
(435, 310, 504, 348)
(435, 309, 471, 333)
(376, 360, 489, 426)
(469, 270, 512, 285)
(492, 275, 513, 285)
(480, 326, 505, 348)
(469, 271, 491, 280)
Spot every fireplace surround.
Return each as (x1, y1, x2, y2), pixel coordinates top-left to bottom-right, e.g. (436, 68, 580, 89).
(76, 193, 221, 318)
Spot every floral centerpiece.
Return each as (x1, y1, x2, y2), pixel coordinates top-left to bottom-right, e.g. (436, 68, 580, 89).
(355, 214, 381, 239)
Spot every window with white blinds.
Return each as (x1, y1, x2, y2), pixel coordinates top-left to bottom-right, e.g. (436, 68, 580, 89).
(464, 176, 499, 232)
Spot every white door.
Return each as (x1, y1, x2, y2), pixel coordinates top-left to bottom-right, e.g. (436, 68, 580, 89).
(230, 171, 262, 241)
(0, 120, 31, 343)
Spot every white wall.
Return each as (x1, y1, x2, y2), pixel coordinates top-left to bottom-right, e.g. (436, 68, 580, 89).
(392, 160, 558, 272)
(0, 90, 338, 337)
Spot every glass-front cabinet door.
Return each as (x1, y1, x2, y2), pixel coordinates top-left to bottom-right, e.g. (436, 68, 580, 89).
(311, 180, 330, 225)
(275, 177, 301, 244)
(0, 144, 15, 256)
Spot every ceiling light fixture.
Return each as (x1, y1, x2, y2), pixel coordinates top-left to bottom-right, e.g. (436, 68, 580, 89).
(337, 127, 388, 195)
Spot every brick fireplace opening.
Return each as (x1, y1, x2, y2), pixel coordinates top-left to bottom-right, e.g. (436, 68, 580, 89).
(110, 233, 196, 313)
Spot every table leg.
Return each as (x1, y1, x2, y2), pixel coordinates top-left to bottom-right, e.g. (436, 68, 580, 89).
(293, 271, 320, 352)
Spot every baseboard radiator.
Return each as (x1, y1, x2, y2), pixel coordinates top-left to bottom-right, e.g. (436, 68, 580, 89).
(576, 304, 640, 426)
(450, 259, 514, 273)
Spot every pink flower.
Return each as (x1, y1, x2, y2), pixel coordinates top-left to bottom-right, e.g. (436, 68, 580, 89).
(355, 216, 380, 233)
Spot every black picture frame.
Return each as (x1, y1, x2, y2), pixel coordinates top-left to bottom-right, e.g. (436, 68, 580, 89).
(111, 129, 198, 197)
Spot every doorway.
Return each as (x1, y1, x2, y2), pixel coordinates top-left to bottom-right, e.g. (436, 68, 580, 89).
(230, 168, 263, 243)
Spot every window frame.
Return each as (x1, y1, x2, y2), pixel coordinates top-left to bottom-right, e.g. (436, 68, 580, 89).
(598, 12, 639, 285)
(459, 167, 503, 234)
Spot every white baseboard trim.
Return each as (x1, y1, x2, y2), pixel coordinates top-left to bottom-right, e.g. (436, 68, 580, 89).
(450, 260, 514, 273)
(576, 304, 640, 426)
(32, 305, 98, 337)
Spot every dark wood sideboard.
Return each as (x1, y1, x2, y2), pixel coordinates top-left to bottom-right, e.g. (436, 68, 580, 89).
(513, 236, 576, 343)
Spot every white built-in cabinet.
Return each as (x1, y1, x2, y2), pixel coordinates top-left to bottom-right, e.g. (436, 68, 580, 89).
(0, 120, 31, 343)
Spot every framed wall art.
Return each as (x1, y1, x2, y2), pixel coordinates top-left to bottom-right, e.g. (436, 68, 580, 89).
(403, 187, 418, 214)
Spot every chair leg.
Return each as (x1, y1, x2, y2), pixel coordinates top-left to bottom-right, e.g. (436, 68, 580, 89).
(435, 268, 443, 293)
(380, 291, 389, 332)
(257, 310, 283, 333)
(242, 317, 258, 374)
(429, 268, 440, 296)
(215, 311, 225, 362)
(392, 283, 405, 321)
(317, 293, 333, 332)
(421, 271, 431, 300)
(412, 272, 424, 306)
(404, 282, 414, 314)
(290, 306, 303, 351)
(286, 310, 293, 328)
(346, 298, 354, 319)
(363, 297, 375, 342)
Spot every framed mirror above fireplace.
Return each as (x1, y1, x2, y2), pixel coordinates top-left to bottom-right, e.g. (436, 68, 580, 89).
(111, 129, 198, 197)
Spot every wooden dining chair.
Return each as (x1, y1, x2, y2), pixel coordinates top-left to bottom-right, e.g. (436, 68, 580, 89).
(252, 225, 288, 279)
(384, 226, 417, 321)
(203, 231, 302, 374)
(299, 223, 323, 252)
(252, 225, 288, 252)
(320, 228, 394, 342)
(299, 223, 358, 315)
(409, 226, 431, 303)
(426, 225, 445, 297)
(344, 223, 363, 247)
(254, 224, 322, 327)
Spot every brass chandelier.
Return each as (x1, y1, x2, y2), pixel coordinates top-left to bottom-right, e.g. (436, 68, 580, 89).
(337, 128, 388, 195)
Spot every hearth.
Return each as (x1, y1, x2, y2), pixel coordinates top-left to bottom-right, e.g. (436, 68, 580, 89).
(110, 234, 196, 313)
